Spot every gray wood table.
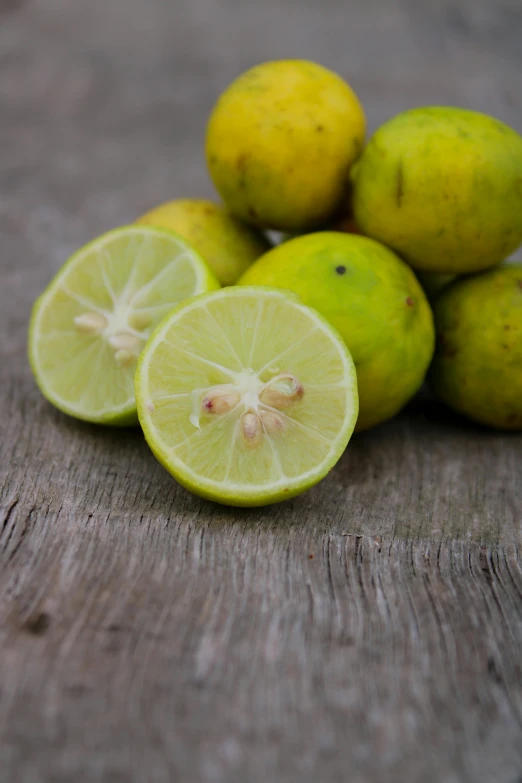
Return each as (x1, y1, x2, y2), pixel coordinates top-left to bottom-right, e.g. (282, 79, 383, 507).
(1, 1, 521, 781)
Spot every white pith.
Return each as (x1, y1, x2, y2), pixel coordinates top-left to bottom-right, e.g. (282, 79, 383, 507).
(74, 300, 151, 365)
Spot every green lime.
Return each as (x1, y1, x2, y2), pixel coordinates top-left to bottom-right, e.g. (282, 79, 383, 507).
(135, 287, 358, 506)
(29, 226, 219, 425)
(430, 263, 522, 429)
(239, 232, 435, 431)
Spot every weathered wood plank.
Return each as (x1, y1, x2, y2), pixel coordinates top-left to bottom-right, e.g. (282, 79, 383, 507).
(1, 0, 522, 781)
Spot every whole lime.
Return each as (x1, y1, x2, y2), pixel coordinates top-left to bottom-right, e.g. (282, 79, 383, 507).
(430, 264, 522, 429)
(239, 232, 435, 431)
(206, 60, 366, 232)
(351, 107, 522, 274)
(137, 199, 270, 286)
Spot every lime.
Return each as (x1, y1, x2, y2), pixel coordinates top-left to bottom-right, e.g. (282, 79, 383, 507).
(135, 287, 358, 506)
(137, 199, 271, 286)
(206, 60, 365, 232)
(351, 107, 522, 274)
(430, 264, 522, 429)
(239, 232, 435, 431)
(29, 226, 219, 425)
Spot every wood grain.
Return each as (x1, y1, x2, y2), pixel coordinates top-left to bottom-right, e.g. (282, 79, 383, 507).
(1, 0, 522, 780)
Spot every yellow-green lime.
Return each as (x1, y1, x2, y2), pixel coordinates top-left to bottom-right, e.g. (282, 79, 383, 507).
(135, 287, 358, 506)
(206, 60, 366, 232)
(137, 199, 271, 286)
(239, 232, 435, 431)
(430, 264, 522, 429)
(351, 107, 522, 274)
(29, 226, 219, 425)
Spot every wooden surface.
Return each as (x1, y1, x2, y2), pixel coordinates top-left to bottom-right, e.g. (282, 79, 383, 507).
(1, 1, 522, 781)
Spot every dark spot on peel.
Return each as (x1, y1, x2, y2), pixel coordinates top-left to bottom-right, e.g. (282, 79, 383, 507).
(504, 324, 511, 331)
(336, 265, 346, 275)
(237, 154, 248, 173)
(248, 206, 258, 220)
(406, 296, 414, 307)
(517, 280, 522, 290)
(23, 611, 51, 636)
(395, 159, 404, 207)
(316, 125, 324, 132)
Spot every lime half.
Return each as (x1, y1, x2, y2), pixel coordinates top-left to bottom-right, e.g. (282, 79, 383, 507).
(135, 287, 359, 506)
(29, 226, 219, 424)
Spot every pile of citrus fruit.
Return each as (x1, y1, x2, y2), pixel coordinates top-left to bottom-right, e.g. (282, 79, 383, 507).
(29, 60, 522, 506)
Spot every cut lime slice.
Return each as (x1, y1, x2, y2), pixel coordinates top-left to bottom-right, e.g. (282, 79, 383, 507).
(29, 226, 219, 424)
(135, 287, 359, 506)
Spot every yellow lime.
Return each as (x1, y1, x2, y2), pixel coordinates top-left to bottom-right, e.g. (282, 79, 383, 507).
(135, 287, 358, 506)
(137, 199, 271, 286)
(239, 232, 435, 431)
(29, 226, 219, 425)
(351, 107, 522, 274)
(206, 60, 366, 232)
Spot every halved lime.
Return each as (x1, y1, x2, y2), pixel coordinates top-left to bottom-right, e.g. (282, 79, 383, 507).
(29, 226, 219, 424)
(135, 287, 359, 506)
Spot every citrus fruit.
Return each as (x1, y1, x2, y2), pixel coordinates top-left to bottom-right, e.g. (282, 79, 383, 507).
(137, 199, 271, 286)
(351, 107, 522, 275)
(29, 226, 219, 425)
(429, 264, 522, 429)
(135, 287, 358, 506)
(239, 232, 435, 431)
(206, 60, 366, 232)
